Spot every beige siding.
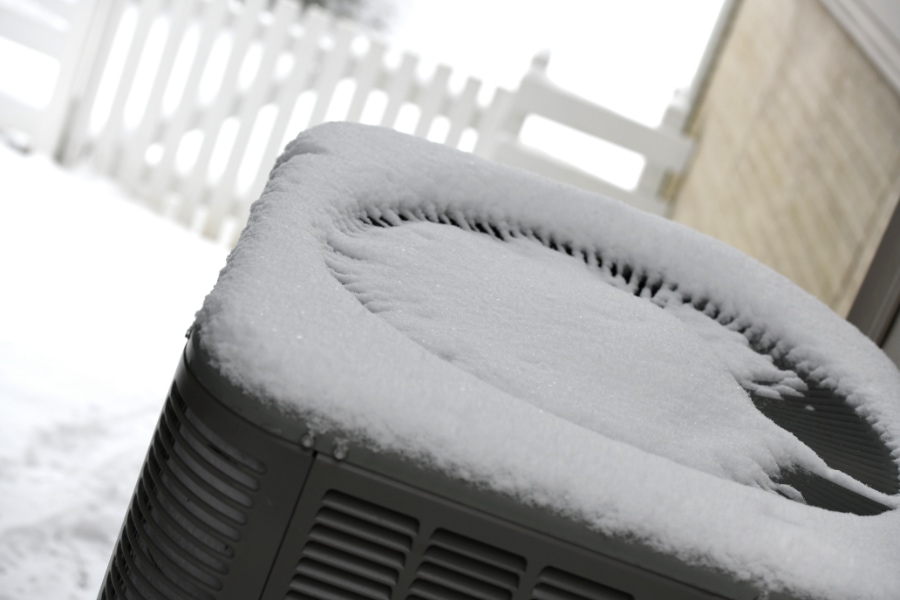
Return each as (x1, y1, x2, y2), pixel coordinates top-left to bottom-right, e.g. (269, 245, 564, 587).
(670, 0, 900, 316)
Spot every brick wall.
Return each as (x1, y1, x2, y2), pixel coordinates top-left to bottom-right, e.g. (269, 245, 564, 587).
(670, 0, 900, 316)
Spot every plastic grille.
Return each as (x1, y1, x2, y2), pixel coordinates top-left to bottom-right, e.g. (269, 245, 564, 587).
(287, 491, 419, 599)
(100, 386, 263, 599)
(408, 529, 526, 600)
(751, 381, 899, 498)
(531, 567, 632, 600)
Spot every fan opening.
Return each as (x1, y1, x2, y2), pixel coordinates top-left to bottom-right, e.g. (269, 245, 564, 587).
(336, 206, 899, 515)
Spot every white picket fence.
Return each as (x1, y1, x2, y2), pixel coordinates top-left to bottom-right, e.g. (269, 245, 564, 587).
(0, 0, 716, 244)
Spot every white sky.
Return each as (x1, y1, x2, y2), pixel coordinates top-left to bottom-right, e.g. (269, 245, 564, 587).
(388, 0, 726, 189)
(390, 0, 726, 124)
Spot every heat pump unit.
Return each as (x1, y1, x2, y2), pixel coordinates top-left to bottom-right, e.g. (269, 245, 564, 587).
(98, 123, 900, 600)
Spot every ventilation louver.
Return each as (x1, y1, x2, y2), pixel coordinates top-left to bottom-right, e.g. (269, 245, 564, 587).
(287, 491, 418, 599)
(100, 386, 263, 599)
(408, 529, 525, 600)
(532, 567, 633, 600)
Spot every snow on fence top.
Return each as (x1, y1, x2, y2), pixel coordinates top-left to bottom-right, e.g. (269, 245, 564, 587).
(195, 122, 900, 599)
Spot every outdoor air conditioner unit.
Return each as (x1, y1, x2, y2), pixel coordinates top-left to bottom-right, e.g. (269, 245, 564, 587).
(98, 123, 900, 600)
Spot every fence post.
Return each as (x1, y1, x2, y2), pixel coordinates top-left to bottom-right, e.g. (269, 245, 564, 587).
(0, 0, 111, 157)
(204, 0, 299, 241)
(444, 76, 481, 149)
(473, 88, 514, 160)
(379, 53, 418, 128)
(242, 7, 331, 217)
(145, 0, 232, 208)
(60, 0, 128, 165)
(306, 19, 358, 127)
(633, 90, 691, 214)
(178, 0, 266, 228)
(93, 0, 167, 176)
(118, 0, 202, 192)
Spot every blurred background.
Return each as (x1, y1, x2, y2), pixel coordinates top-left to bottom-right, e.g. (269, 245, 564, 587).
(0, 0, 896, 328)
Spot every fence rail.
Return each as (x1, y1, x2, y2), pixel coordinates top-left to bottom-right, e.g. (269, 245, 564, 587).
(1, 0, 706, 244)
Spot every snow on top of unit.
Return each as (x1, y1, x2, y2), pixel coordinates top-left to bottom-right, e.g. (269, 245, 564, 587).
(195, 122, 900, 599)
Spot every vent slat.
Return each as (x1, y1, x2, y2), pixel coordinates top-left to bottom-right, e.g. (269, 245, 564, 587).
(141, 455, 235, 557)
(148, 440, 242, 539)
(124, 516, 219, 598)
(323, 491, 419, 536)
(287, 576, 372, 600)
(754, 400, 883, 434)
(753, 415, 891, 459)
(290, 491, 419, 600)
(172, 387, 266, 474)
(121, 519, 217, 600)
(295, 558, 392, 600)
(131, 486, 229, 578)
(415, 562, 511, 600)
(533, 568, 632, 600)
(163, 403, 259, 498)
(409, 578, 492, 600)
(407, 529, 524, 600)
(99, 389, 269, 598)
(155, 416, 250, 523)
(112, 542, 160, 600)
(303, 541, 399, 586)
(429, 529, 526, 573)
(308, 525, 407, 570)
(422, 546, 520, 589)
(317, 507, 414, 552)
(533, 584, 584, 600)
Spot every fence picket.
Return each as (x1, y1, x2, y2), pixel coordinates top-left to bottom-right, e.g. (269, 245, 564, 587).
(244, 9, 330, 208)
(414, 64, 450, 139)
(178, 0, 265, 226)
(0, 0, 102, 154)
(444, 77, 481, 148)
(144, 0, 230, 205)
(634, 96, 690, 207)
(345, 37, 387, 122)
(93, 0, 165, 175)
(379, 53, 417, 128)
(473, 87, 514, 157)
(61, 0, 127, 164)
(205, 0, 298, 239)
(307, 19, 357, 127)
(119, 0, 199, 190)
(37, 0, 109, 156)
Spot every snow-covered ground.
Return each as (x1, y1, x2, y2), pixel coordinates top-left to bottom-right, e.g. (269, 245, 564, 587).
(0, 143, 226, 599)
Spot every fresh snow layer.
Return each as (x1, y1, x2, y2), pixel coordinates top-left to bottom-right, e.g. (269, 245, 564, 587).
(0, 144, 226, 600)
(197, 122, 900, 599)
(327, 220, 816, 487)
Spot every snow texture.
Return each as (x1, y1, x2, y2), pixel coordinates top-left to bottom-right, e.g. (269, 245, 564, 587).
(0, 144, 226, 599)
(195, 123, 900, 599)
